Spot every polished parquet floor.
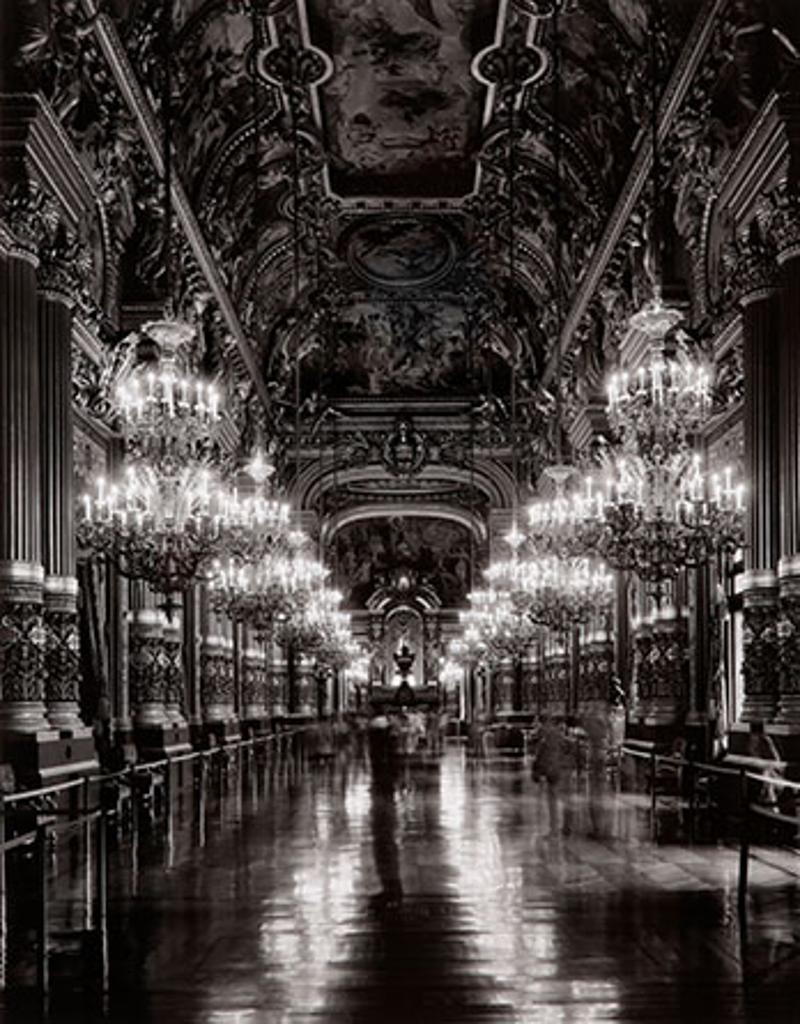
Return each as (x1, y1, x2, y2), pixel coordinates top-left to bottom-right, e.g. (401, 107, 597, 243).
(4, 747, 800, 1023)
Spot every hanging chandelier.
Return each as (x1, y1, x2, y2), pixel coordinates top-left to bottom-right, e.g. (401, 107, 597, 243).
(462, 585, 540, 662)
(209, 535, 328, 637)
(77, 318, 233, 606)
(528, 0, 744, 592)
(76, 0, 238, 612)
(219, 447, 292, 563)
(525, 556, 614, 635)
(606, 304, 712, 457)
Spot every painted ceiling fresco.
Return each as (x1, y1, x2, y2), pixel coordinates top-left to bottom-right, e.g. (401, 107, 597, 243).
(331, 516, 475, 609)
(299, 297, 500, 398)
(307, 0, 497, 197)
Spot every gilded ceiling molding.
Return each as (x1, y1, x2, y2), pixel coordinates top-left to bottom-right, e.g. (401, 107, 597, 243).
(320, 504, 487, 549)
(294, 461, 513, 520)
(77, 0, 269, 407)
(539, 0, 729, 390)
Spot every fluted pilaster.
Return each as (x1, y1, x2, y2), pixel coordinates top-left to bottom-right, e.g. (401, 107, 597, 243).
(0, 244, 48, 731)
(39, 285, 82, 729)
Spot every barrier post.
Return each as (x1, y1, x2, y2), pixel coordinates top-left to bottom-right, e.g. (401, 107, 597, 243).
(650, 752, 657, 839)
(83, 776, 92, 931)
(96, 812, 109, 992)
(738, 767, 750, 912)
(36, 825, 49, 995)
(0, 795, 6, 990)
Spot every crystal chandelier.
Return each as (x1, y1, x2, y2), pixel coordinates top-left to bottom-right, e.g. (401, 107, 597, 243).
(525, 556, 614, 635)
(209, 536, 328, 638)
(586, 450, 744, 586)
(463, 585, 540, 662)
(606, 308, 712, 456)
(208, 553, 298, 640)
(77, 322, 230, 605)
(219, 448, 291, 563)
(116, 320, 222, 470)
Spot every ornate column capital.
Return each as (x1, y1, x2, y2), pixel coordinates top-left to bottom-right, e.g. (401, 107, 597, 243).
(721, 218, 778, 308)
(0, 181, 59, 263)
(760, 181, 800, 265)
(37, 232, 92, 306)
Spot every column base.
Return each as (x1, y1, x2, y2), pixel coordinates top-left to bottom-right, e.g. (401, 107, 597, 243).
(134, 722, 192, 762)
(134, 702, 169, 728)
(201, 720, 242, 747)
(775, 695, 800, 724)
(0, 730, 98, 786)
(0, 701, 52, 734)
(46, 702, 86, 732)
(164, 704, 187, 727)
(739, 695, 778, 723)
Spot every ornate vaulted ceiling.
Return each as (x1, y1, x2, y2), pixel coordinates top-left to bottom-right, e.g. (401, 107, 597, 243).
(7, 0, 800, 614)
(107, 0, 700, 417)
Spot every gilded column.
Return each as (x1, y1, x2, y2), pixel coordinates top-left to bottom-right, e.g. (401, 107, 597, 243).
(270, 641, 288, 717)
(200, 635, 229, 723)
(630, 621, 654, 722)
(0, 209, 49, 733)
(38, 239, 83, 731)
(772, 190, 800, 723)
(241, 627, 267, 722)
(647, 607, 690, 725)
(162, 616, 186, 725)
(734, 221, 780, 722)
(128, 605, 167, 728)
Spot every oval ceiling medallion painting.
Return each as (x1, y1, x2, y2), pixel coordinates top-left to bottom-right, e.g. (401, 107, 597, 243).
(344, 217, 458, 289)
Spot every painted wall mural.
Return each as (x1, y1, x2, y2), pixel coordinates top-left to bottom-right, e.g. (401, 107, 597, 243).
(332, 516, 475, 608)
(308, 0, 496, 197)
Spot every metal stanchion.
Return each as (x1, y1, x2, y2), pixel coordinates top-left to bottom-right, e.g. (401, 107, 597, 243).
(83, 776, 93, 931)
(36, 824, 49, 996)
(738, 767, 750, 913)
(0, 795, 6, 991)
(96, 812, 109, 993)
(650, 752, 657, 839)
